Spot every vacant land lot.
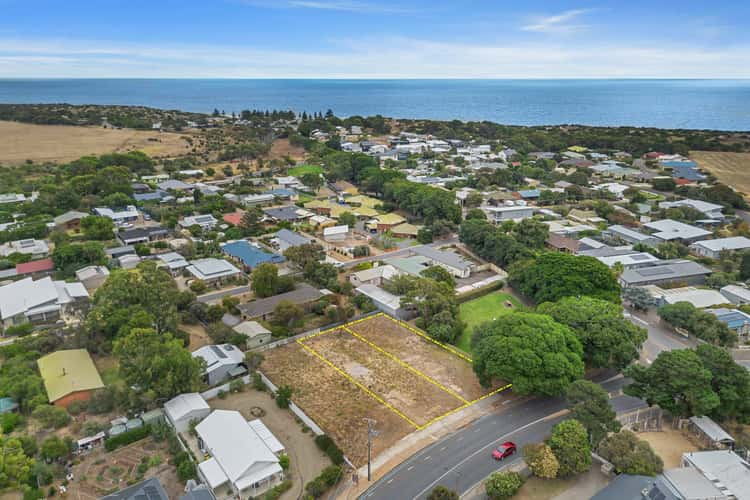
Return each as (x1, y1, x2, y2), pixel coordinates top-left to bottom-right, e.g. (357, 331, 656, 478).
(457, 291, 522, 352)
(691, 150, 750, 196)
(639, 428, 698, 468)
(260, 314, 509, 466)
(0, 121, 193, 165)
(270, 138, 306, 161)
(288, 164, 324, 177)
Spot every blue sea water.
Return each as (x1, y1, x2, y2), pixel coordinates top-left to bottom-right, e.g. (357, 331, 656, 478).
(0, 79, 748, 131)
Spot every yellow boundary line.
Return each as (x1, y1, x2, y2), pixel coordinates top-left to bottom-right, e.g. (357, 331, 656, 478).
(341, 326, 470, 405)
(296, 313, 512, 431)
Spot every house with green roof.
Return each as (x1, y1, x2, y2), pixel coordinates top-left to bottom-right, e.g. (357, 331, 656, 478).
(37, 349, 104, 408)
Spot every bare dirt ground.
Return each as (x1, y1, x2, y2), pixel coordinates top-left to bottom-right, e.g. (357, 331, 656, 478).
(0, 121, 194, 164)
(260, 341, 412, 466)
(639, 428, 699, 468)
(181, 322, 212, 351)
(66, 439, 182, 499)
(306, 329, 462, 426)
(691, 150, 750, 197)
(209, 389, 330, 500)
(270, 138, 306, 161)
(347, 315, 492, 401)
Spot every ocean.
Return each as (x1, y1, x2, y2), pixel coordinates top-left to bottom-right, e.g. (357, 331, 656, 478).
(0, 79, 748, 131)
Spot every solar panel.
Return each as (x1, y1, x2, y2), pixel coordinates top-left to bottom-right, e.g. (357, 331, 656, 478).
(210, 345, 227, 359)
(637, 267, 673, 277)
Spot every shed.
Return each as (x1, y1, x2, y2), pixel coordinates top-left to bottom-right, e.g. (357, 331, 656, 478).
(0, 397, 18, 414)
(164, 392, 211, 433)
(141, 408, 165, 426)
(232, 321, 272, 350)
(688, 416, 735, 449)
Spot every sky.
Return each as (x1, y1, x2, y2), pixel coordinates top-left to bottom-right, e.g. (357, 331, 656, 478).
(0, 0, 749, 78)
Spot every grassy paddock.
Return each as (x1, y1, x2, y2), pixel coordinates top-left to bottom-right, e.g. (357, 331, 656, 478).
(456, 290, 522, 352)
(288, 164, 324, 177)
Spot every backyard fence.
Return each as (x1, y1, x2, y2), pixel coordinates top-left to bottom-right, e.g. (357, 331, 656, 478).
(617, 406, 663, 432)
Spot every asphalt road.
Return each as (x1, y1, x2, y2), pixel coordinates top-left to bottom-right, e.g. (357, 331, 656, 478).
(360, 376, 644, 500)
(624, 308, 697, 364)
(197, 285, 250, 303)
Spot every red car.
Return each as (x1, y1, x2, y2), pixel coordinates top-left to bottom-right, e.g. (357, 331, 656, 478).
(492, 441, 517, 460)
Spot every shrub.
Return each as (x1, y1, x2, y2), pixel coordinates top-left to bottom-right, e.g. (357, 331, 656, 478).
(275, 385, 293, 409)
(314, 435, 344, 465)
(189, 280, 207, 294)
(217, 390, 227, 399)
(305, 465, 342, 498)
(523, 442, 559, 479)
(598, 430, 663, 476)
(426, 486, 458, 500)
(260, 480, 292, 500)
(4, 323, 34, 337)
(253, 372, 266, 391)
(485, 471, 524, 500)
(548, 419, 592, 477)
(105, 425, 151, 452)
(176, 459, 196, 481)
(279, 454, 290, 470)
(1, 412, 20, 433)
(229, 379, 245, 393)
(32, 405, 71, 429)
(67, 400, 87, 416)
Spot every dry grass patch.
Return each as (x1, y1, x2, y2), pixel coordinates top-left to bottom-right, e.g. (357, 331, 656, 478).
(0, 121, 194, 165)
(691, 150, 750, 197)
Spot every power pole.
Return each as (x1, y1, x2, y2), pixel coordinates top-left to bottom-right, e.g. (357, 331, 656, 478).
(363, 418, 379, 481)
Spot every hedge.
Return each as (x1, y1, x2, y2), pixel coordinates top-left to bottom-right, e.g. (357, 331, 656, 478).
(260, 480, 292, 500)
(105, 425, 151, 451)
(314, 435, 344, 465)
(304, 465, 342, 498)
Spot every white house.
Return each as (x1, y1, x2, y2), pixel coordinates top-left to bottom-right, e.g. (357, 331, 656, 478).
(192, 344, 246, 385)
(659, 199, 724, 220)
(0, 239, 49, 259)
(483, 206, 534, 223)
(94, 206, 139, 226)
(186, 258, 241, 284)
(180, 214, 218, 231)
(690, 236, 750, 259)
(0, 277, 89, 328)
(323, 225, 349, 242)
(349, 264, 401, 287)
(196, 410, 285, 498)
(164, 393, 211, 433)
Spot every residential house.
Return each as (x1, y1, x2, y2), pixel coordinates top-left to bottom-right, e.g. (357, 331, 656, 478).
(192, 344, 246, 385)
(186, 258, 242, 285)
(412, 246, 473, 278)
(681, 450, 750, 498)
(545, 233, 580, 253)
(15, 258, 54, 279)
(117, 225, 169, 245)
(595, 251, 660, 269)
(242, 194, 276, 207)
(355, 284, 408, 319)
(349, 264, 401, 287)
(222, 212, 243, 226)
(0, 239, 49, 259)
(273, 229, 312, 252)
(37, 349, 104, 408)
(94, 205, 140, 226)
(384, 255, 433, 277)
(102, 477, 170, 500)
(618, 260, 712, 288)
(603, 225, 660, 247)
(707, 308, 750, 341)
(391, 222, 420, 239)
(196, 410, 285, 498)
(323, 225, 349, 242)
(0, 193, 27, 204)
(643, 219, 712, 243)
(720, 285, 750, 305)
(690, 236, 750, 259)
(483, 206, 534, 223)
(263, 206, 313, 223)
(221, 240, 284, 271)
(237, 284, 324, 321)
(157, 252, 189, 276)
(158, 179, 194, 191)
(180, 214, 218, 231)
(75, 265, 110, 292)
(164, 393, 211, 433)
(53, 210, 88, 232)
(0, 277, 88, 328)
(232, 321, 272, 350)
(649, 286, 730, 309)
(371, 213, 406, 233)
(660, 199, 724, 220)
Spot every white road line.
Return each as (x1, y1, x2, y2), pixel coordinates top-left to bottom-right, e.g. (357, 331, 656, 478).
(407, 466, 414, 471)
(387, 479, 393, 484)
(440, 446, 446, 452)
(424, 456, 431, 461)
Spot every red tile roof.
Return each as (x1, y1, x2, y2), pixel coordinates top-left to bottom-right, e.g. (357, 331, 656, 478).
(223, 212, 243, 226)
(16, 258, 54, 274)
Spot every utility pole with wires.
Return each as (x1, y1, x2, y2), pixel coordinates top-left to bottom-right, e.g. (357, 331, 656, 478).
(363, 418, 379, 481)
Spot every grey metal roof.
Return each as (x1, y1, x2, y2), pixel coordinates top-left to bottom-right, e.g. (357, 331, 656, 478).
(102, 477, 169, 500)
(689, 415, 735, 444)
(413, 246, 472, 271)
(620, 260, 712, 285)
(275, 228, 311, 247)
(237, 283, 323, 318)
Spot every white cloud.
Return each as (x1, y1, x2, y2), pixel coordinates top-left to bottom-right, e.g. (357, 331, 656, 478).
(521, 8, 595, 34)
(0, 36, 748, 78)
(239, 0, 411, 14)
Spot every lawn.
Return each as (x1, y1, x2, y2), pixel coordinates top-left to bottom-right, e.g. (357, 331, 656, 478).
(457, 291, 523, 353)
(288, 164, 324, 177)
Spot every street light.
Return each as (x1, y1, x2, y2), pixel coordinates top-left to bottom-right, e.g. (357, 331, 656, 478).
(363, 418, 379, 481)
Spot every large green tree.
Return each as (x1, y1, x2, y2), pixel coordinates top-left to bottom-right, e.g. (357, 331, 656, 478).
(114, 328, 204, 401)
(597, 430, 663, 476)
(510, 252, 621, 304)
(695, 344, 750, 421)
(548, 419, 592, 477)
(472, 312, 584, 396)
(251, 263, 283, 298)
(512, 218, 549, 249)
(537, 296, 646, 370)
(566, 380, 621, 446)
(0, 437, 35, 489)
(80, 215, 115, 240)
(625, 349, 720, 418)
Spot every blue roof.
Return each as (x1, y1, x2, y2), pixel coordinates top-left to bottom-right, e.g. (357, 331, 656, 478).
(661, 160, 697, 168)
(265, 188, 297, 197)
(669, 163, 706, 181)
(222, 240, 284, 269)
(709, 308, 750, 331)
(518, 189, 541, 198)
(134, 190, 168, 202)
